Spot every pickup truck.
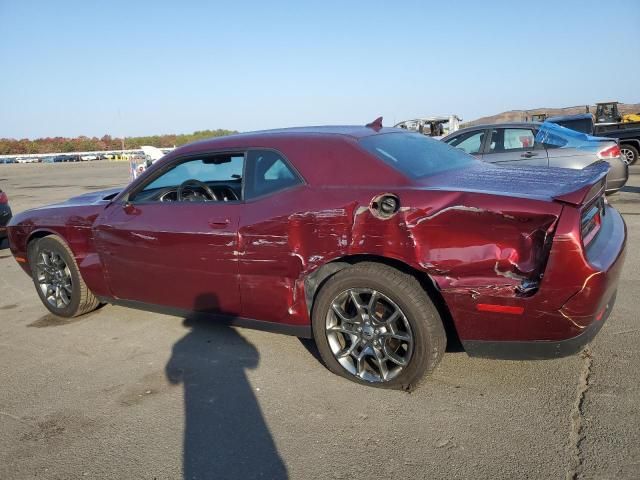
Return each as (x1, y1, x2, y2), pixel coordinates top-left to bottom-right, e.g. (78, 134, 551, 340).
(546, 113, 640, 165)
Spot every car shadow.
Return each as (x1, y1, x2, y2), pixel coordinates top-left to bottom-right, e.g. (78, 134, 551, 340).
(0, 237, 9, 251)
(165, 293, 288, 480)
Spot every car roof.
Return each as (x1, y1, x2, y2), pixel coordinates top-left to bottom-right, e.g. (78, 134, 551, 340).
(149, 124, 415, 188)
(186, 125, 403, 150)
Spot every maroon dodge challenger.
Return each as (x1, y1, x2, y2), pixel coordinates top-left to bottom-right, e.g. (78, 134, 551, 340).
(7, 121, 627, 389)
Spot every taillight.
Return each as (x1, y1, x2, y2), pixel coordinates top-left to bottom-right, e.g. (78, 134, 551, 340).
(581, 197, 604, 247)
(0, 191, 8, 204)
(598, 144, 621, 159)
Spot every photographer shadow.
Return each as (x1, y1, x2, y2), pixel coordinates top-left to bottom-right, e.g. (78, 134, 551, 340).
(165, 293, 287, 480)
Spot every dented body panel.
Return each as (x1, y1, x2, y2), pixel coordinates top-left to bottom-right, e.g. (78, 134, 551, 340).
(7, 126, 627, 357)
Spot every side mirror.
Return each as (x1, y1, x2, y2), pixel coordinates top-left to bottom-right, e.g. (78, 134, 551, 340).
(123, 202, 138, 215)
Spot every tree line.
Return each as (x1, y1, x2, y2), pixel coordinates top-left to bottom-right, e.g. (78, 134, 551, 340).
(0, 129, 238, 155)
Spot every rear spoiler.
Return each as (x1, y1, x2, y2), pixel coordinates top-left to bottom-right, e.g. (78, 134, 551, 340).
(552, 161, 609, 207)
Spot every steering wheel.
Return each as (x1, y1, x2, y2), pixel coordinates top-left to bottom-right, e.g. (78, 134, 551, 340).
(177, 179, 218, 202)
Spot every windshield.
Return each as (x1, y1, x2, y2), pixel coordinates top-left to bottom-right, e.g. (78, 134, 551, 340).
(358, 132, 476, 178)
(536, 121, 600, 148)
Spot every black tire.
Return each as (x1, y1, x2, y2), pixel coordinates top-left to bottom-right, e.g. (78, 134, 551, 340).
(28, 236, 100, 318)
(311, 262, 446, 390)
(620, 144, 638, 165)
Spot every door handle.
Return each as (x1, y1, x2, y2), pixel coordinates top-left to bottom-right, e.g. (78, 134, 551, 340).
(209, 219, 230, 228)
(521, 151, 537, 158)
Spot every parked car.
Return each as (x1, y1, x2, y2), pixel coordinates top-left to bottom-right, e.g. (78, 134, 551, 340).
(442, 122, 628, 194)
(54, 155, 80, 162)
(0, 187, 12, 241)
(57, 154, 81, 162)
(7, 123, 626, 389)
(546, 113, 640, 165)
(0, 157, 16, 164)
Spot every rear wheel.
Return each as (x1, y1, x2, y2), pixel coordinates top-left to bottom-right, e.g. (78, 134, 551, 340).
(620, 144, 638, 165)
(29, 236, 100, 317)
(312, 263, 446, 390)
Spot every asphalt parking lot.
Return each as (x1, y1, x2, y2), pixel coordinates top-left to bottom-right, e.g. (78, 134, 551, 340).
(0, 161, 638, 480)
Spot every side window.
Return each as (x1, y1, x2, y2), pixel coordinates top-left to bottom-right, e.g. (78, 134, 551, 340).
(245, 150, 301, 199)
(490, 128, 536, 153)
(446, 130, 485, 154)
(131, 155, 244, 202)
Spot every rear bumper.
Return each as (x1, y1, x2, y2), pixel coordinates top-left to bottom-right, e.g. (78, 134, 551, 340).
(463, 291, 616, 359)
(605, 176, 628, 193)
(605, 158, 629, 193)
(447, 204, 626, 358)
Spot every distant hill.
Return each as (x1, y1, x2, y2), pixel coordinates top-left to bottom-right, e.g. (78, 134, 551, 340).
(465, 102, 640, 127)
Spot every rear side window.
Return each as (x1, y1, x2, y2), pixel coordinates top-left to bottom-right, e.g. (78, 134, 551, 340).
(489, 128, 537, 152)
(245, 150, 301, 199)
(359, 132, 475, 179)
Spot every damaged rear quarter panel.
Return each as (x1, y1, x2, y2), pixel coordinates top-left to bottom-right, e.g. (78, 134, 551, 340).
(237, 184, 564, 341)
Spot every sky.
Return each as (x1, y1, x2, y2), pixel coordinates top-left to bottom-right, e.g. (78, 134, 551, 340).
(1, 0, 638, 139)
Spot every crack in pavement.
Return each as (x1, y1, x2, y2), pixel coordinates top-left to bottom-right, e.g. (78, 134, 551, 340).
(0, 411, 33, 426)
(566, 347, 593, 480)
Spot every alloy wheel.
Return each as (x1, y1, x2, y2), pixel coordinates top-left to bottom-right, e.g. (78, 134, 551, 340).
(35, 250, 73, 309)
(325, 288, 414, 383)
(620, 147, 635, 165)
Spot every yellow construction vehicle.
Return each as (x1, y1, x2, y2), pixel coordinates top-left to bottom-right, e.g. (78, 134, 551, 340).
(595, 101, 640, 124)
(623, 112, 640, 123)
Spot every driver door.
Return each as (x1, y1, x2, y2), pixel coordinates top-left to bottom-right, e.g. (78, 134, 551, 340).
(94, 153, 244, 315)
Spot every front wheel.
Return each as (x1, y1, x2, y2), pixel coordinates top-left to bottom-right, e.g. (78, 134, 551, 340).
(29, 236, 100, 318)
(312, 263, 446, 390)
